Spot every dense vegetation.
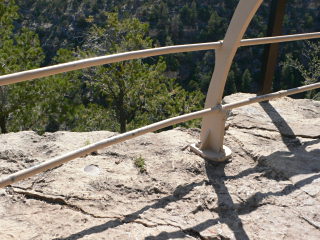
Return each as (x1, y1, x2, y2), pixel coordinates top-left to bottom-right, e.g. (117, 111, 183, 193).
(0, 0, 319, 134)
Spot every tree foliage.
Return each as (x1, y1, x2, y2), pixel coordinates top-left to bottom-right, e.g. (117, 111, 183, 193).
(283, 41, 320, 99)
(0, 0, 44, 133)
(241, 69, 253, 92)
(81, 13, 204, 132)
(1, 0, 319, 135)
(14, 0, 319, 96)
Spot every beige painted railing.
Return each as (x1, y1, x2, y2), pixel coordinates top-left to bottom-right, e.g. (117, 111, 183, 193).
(0, 0, 319, 188)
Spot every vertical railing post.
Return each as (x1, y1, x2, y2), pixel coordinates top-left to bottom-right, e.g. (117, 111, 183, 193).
(260, 0, 287, 94)
(191, 0, 263, 161)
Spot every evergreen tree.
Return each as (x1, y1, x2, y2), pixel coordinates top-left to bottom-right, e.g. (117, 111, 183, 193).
(180, 4, 193, 26)
(283, 41, 320, 99)
(170, 14, 183, 42)
(190, 0, 198, 27)
(81, 13, 204, 132)
(224, 70, 237, 95)
(0, 0, 44, 133)
(241, 69, 253, 92)
(280, 59, 299, 89)
(26, 49, 84, 133)
(206, 10, 225, 40)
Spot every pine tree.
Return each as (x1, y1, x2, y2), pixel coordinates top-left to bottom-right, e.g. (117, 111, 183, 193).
(241, 69, 253, 92)
(0, 0, 44, 133)
(81, 13, 204, 132)
(206, 10, 224, 40)
(283, 41, 320, 99)
(224, 70, 237, 95)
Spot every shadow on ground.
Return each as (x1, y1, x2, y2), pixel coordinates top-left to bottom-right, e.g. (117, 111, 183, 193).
(54, 101, 320, 240)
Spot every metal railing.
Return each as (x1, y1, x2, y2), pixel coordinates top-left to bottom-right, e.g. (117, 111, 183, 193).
(0, 0, 319, 188)
(1, 32, 319, 87)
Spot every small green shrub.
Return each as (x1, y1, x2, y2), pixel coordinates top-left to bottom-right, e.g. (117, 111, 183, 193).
(134, 156, 146, 173)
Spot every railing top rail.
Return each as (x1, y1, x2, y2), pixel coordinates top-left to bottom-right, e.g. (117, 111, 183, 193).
(0, 32, 319, 87)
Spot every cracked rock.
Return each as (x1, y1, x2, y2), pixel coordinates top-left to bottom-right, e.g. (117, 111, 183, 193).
(1, 93, 320, 240)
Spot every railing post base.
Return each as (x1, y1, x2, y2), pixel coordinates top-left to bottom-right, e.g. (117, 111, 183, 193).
(191, 0, 261, 163)
(190, 144, 232, 162)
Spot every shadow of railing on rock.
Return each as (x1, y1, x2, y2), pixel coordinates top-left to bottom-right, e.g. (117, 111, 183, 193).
(52, 181, 204, 240)
(205, 161, 250, 240)
(259, 102, 320, 179)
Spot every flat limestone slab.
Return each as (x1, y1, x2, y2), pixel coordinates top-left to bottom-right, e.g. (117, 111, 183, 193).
(224, 93, 320, 200)
(0, 93, 319, 239)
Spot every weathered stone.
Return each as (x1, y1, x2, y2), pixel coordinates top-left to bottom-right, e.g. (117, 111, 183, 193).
(0, 93, 319, 239)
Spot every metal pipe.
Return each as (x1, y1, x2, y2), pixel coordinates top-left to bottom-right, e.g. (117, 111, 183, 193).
(0, 32, 319, 86)
(0, 42, 221, 86)
(1, 82, 319, 188)
(0, 105, 219, 188)
(222, 82, 320, 111)
(240, 32, 320, 47)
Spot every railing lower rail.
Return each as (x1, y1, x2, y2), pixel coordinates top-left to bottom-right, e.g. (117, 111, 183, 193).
(1, 81, 319, 188)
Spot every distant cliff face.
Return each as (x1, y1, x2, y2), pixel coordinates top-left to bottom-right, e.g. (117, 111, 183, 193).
(0, 93, 320, 239)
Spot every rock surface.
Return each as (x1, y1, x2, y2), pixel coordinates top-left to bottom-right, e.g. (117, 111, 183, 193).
(0, 93, 319, 240)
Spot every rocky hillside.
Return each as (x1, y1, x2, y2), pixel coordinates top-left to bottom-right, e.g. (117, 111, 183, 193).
(0, 93, 319, 239)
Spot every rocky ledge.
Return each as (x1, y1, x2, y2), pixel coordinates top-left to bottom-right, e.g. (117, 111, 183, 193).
(0, 93, 319, 240)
